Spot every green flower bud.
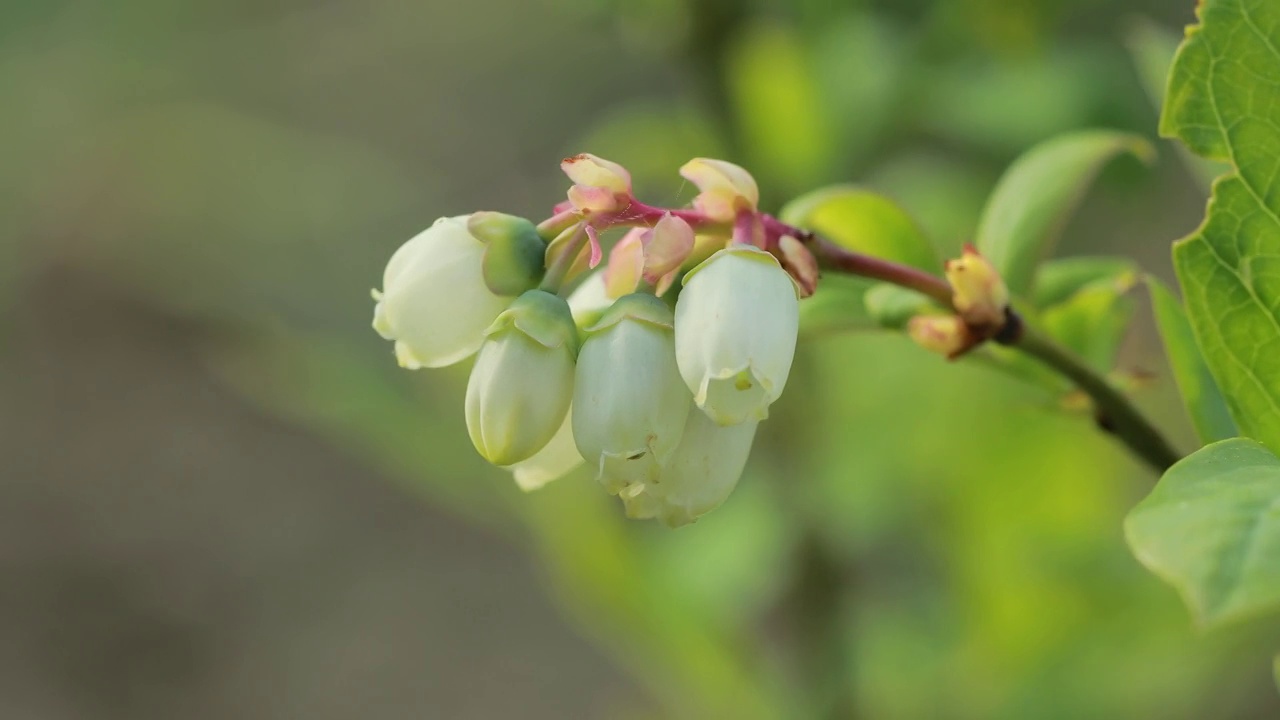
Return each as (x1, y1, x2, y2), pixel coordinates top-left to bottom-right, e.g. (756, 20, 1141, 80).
(466, 290, 578, 466)
(469, 212, 547, 296)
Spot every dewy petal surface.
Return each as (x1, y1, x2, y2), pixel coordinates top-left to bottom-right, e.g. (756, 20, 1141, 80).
(675, 245, 799, 425)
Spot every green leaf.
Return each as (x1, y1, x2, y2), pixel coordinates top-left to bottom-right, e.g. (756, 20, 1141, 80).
(1125, 19, 1227, 190)
(1146, 276, 1238, 445)
(1125, 438, 1280, 629)
(1160, 0, 1280, 456)
(1274, 654, 1279, 693)
(798, 276, 876, 337)
(864, 283, 934, 330)
(1033, 256, 1135, 308)
(780, 185, 939, 271)
(975, 130, 1154, 296)
(1038, 272, 1137, 373)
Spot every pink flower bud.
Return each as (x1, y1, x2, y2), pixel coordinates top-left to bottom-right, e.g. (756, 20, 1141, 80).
(603, 228, 645, 298)
(641, 214, 696, 282)
(562, 153, 632, 214)
(679, 158, 759, 222)
(777, 235, 819, 298)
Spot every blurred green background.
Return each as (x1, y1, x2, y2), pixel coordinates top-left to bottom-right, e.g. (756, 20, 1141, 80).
(3, 0, 1279, 718)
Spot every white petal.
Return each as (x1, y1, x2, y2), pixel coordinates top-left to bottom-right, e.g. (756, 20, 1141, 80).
(574, 318, 690, 493)
(507, 408, 584, 491)
(566, 272, 613, 327)
(377, 215, 512, 368)
(649, 408, 758, 527)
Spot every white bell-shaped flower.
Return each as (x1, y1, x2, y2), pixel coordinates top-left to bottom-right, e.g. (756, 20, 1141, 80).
(501, 275, 616, 490)
(627, 407, 759, 527)
(573, 294, 691, 494)
(372, 215, 513, 369)
(674, 244, 799, 425)
(466, 290, 578, 466)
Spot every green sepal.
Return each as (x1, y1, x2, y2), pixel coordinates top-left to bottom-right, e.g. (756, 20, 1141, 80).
(682, 244, 794, 296)
(471, 212, 547, 296)
(584, 292, 674, 334)
(485, 289, 579, 356)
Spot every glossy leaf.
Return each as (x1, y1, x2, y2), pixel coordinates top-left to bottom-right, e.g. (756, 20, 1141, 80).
(1146, 276, 1237, 445)
(1161, 0, 1280, 456)
(1125, 438, 1280, 629)
(780, 185, 939, 271)
(975, 130, 1154, 296)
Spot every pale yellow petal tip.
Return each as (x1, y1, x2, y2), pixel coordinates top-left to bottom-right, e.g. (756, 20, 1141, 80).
(620, 485, 660, 520)
(372, 301, 394, 340)
(678, 158, 760, 221)
(394, 341, 425, 370)
(512, 468, 555, 492)
(561, 153, 632, 193)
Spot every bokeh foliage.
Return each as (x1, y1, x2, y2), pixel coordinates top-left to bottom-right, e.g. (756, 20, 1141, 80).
(3, 0, 1279, 717)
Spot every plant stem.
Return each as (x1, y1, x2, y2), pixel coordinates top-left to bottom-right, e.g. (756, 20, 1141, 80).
(803, 231, 1182, 474)
(801, 235, 955, 308)
(1015, 326, 1182, 472)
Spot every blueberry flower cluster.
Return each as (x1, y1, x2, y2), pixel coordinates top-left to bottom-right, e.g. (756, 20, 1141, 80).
(372, 155, 807, 525)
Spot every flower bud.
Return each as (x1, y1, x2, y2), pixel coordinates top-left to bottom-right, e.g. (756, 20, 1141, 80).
(372, 215, 512, 369)
(946, 244, 1009, 327)
(574, 294, 691, 494)
(675, 245, 799, 425)
(679, 158, 759, 222)
(467, 212, 547, 296)
(562, 153, 632, 214)
(506, 408, 583, 491)
(642, 214, 696, 283)
(603, 229, 645, 299)
(638, 408, 759, 527)
(466, 290, 578, 466)
(777, 234, 819, 298)
(907, 315, 971, 358)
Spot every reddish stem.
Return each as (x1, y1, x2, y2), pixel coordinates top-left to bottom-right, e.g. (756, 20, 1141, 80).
(800, 234, 956, 309)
